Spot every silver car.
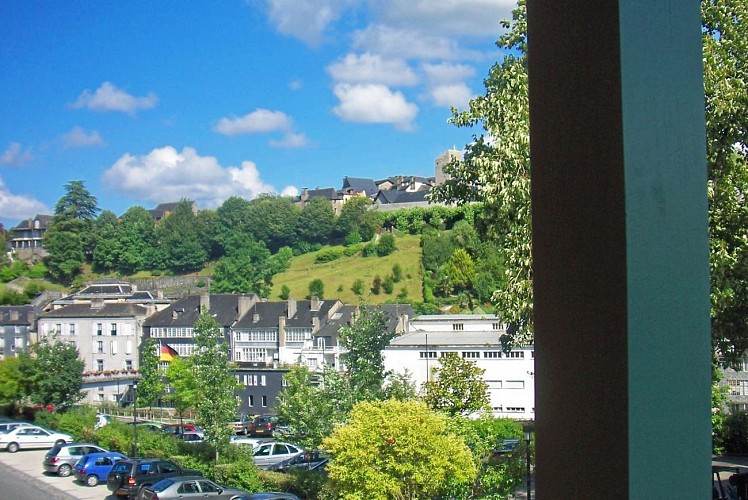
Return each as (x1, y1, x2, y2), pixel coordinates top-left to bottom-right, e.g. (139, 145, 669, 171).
(43, 442, 108, 476)
(0, 425, 73, 453)
(136, 476, 248, 500)
(252, 441, 304, 470)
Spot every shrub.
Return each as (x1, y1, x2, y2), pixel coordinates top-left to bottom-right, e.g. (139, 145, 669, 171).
(196, 279, 206, 288)
(344, 230, 362, 246)
(315, 247, 343, 263)
(361, 243, 377, 257)
(371, 275, 382, 295)
(376, 233, 396, 256)
(397, 287, 408, 300)
(279, 284, 291, 300)
(337, 284, 344, 292)
(351, 279, 365, 296)
(382, 276, 395, 294)
(392, 263, 403, 282)
(27, 262, 48, 279)
(343, 244, 362, 257)
(309, 279, 325, 299)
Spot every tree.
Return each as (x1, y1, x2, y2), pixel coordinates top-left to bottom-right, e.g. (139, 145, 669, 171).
(703, 0, 748, 365)
(191, 310, 238, 459)
(136, 338, 164, 413)
(423, 353, 490, 417)
(339, 306, 396, 402)
(383, 369, 417, 401)
(334, 196, 380, 242)
(156, 200, 208, 273)
(375, 232, 396, 256)
(245, 195, 300, 252)
(115, 206, 158, 273)
(211, 234, 273, 296)
(351, 278, 365, 296)
(297, 196, 335, 246)
(444, 248, 476, 292)
(429, 2, 531, 346)
(322, 399, 477, 499)
(165, 356, 198, 423)
(215, 196, 252, 252)
(0, 357, 25, 406)
(308, 278, 325, 299)
(92, 210, 120, 272)
(279, 284, 291, 300)
(18, 337, 84, 409)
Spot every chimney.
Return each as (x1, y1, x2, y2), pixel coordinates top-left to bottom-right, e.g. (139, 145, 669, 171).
(172, 309, 180, 319)
(91, 298, 104, 310)
(312, 316, 320, 333)
(278, 316, 286, 347)
(26, 311, 35, 325)
(287, 298, 296, 319)
(310, 296, 320, 311)
(238, 295, 254, 318)
(200, 293, 210, 313)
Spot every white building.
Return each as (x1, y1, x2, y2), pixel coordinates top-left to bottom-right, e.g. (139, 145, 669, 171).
(384, 314, 535, 420)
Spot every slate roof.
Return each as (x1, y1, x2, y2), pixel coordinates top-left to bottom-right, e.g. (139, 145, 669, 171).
(375, 189, 430, 205)
(11, 214, 52, 231)
(378, 303, 415, 332)
(233, 299, 339, 329)
(305, 188, 342, 201)
(0, 305, 39, 325)
(143, 294, 252, 328)
(342, 177, 379, 197)
(387, 329, 506, 348)
(313, 304, 357, 342)
(40, 303, 148, 319)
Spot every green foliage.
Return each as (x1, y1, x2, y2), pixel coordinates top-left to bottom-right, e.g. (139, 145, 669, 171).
(445, 248, 476, 292)
(351, 279, 364, 296)
(343, 244, 362, 256)
(334, 196, 380, 242)
(0, 260, 30, 282)
(246, 195, 301, 253)
(137, 338, 164, 409)
(192, 311, 239, 457)
(421, 231, 456, 273)
(270, 246, 294, 274)
(323, 399, 477, 499)
(314, 247, 344, 263)
(339, 306, 394, 402)
(212, 457, 265, 493)
(382, 275, 394, 294)
(19, 337, 84, 409)
(721, 411, 748, 454)
(279, 284, 291, 300)
(383, 370, 417, 401)
(371, 275, 381, 295)
(308, 278, 325, 299)
(297, 196, 335, 246)
(396, 287, 408, 301)
(54, 406, 99, 441)
(344, 230, 362, 246)
(211, 234, 273, 296)
(375, 233, 396, 256)
(423, 353, 490, 417)
(361, 242, 377, 257)
(391, 263, 403, 282)
(165, 356, 198, 418)
(0, 357, 24, 405)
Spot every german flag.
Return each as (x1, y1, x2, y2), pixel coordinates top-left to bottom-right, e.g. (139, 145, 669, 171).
(160, 343, 179, 362)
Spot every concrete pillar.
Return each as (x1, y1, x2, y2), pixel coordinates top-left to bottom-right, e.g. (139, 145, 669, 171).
(527, 1, 711, 497)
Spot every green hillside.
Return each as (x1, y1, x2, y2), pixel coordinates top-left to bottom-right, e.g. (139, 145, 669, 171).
(269, 234, 423, 304)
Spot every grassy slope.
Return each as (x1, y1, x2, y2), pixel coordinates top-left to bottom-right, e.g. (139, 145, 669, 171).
(269, 234, 424, 304)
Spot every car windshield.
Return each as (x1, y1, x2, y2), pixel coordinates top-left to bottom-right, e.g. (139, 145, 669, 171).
(150, 478, 176, 492)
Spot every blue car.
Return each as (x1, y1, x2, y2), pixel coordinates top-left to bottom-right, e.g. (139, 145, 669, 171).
(73, 451, 128, 487)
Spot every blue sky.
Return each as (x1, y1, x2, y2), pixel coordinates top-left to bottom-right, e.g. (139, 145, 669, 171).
(0, 0, 514, 227)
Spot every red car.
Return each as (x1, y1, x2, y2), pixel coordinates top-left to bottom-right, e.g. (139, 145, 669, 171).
(161, 424, 202, 436)
(247, 416, 275, 437)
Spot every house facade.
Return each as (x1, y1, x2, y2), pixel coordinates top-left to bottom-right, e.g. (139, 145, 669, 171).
(383, 314, 535, 420)
(0, 305, 39, 359)
(10, 214, 52, 262)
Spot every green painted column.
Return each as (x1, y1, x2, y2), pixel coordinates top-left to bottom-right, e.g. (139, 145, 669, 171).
(527, 1, 710, 498)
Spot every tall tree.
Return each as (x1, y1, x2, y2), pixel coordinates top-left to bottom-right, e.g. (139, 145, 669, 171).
(136, 338, 164, 413)
(322, 399, 477, 499)
(92, 210, 120, 272)
(334, 196, 380, 242)
(18, 337, 84, 409)
(423, 353, 490, 417)
(339, 306, 396, 402)
(211, 233, 273, 296)
(116, 206, 158, 273)
(215, 196, 252, 253)
(245, 195, 301, 253)
(192, 310, 238, 459)
(165, 356, 198, 424)
(156, 200, 208, 273)
(44, 180, 100, 283)
(0, 357, 24, 406)
(297, 196, 335, 246)
(429, 2, 531, 346)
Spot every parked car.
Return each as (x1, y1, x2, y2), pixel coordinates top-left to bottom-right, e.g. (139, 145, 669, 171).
(235, 493, 300, 500)
(0, 421, 32, 433)
(175, 432, 204, 444)
(94, 413, 112, 429)
(73, 451, 128, 486)
(252, 441, 304, 470)
(126, 421, 164, 433)
(0, 425, 73, 453)
(135, 476, 248, 500)
(43, 442, 108, 476)
(489, 438, 521, 463)
(161, 423, 202, 436)
(230, 435, 272, 447)
(265, 450, 329, 473)
(231, 414, 249, 435)
(247, 416, 275, 437)
(107, 457, 203, 499)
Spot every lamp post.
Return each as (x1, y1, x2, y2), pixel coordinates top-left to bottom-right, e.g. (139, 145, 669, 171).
(425, 332, 429, 383)
(132, 381, 138, 458)
(524, 423, 533, 500)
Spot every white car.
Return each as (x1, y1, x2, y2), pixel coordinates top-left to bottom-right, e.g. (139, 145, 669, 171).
(252, 441, 304, 470)
(0, 425, 73, 453)
(230, 435, 272, 447)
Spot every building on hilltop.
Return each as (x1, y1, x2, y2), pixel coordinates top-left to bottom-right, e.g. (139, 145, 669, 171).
(434, 148, 463, 186)
(148, 201, 198, 221)
(9, 214, 52, 262)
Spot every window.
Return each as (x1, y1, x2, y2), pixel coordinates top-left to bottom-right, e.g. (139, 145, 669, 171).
(462, 351, 480, 359)
(508, 351, 525, 359)
(484, 351, 502, 359)
(419, 351, 437, 359)
(55, 323, 62, 335)
(729, 380, 748, 396)
(96, 341, 104, 354)
(505, 380, 525, 389)
(307, 358, 318, 367)
(440, 351, 457, 358)
(506, 407, 526, 413)
(241, 348, 266, 362)
(492, 322, 501, 330)
(286, 330, 306, 343)
(125, 359, 133, 370)
(110, 341, 118, 354)
(96, 323, 103, 336)
(282, 377, 288, 387)
(317, 337, 326, 349)
(261, 375, 266, 386)
(262, 395, 267, 407)
(110, 323, 117, 336)
(249, 395, 254, 406)
(69, 323, 76, 335)
(97, 359, 104, 371)
(125, 341, 132, 355)
(453, 323, 464, 331)
(234, 350, 242, 361)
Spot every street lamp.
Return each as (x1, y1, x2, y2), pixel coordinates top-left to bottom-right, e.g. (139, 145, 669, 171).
(425, 332, 429, 383)
(524, 422, 533, 500)
(132, 381, 138, 458)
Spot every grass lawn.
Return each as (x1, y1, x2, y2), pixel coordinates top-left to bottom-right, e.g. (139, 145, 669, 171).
(270, 234, 423, 304)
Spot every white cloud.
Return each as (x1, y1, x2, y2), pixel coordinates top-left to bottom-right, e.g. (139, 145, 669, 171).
(372, 0, 514, 37)
(269, 132, 310, 149)
(265, 0, 357, 47)
(214, 109, 293, 136)
(327, 53, 418, 86)
(430, 83, 474, 109)
(289, 78, 303, 91)
(351, 25, 463, 61)
(0, 177, 49, 222)
(421, 62, 476, 83)
(281, 185, 299, 197)
(72, 82, 158, 114)
(61, 126, 104, 149)
(332, 83, 418, 131)
(101, 146, 294, 208)
(0, 143, 33, 166)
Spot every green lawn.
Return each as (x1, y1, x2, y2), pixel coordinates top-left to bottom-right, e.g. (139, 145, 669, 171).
(270, 234, 424, 304)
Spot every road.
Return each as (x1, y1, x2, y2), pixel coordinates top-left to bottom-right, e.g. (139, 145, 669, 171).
(0, 448, 117, 499)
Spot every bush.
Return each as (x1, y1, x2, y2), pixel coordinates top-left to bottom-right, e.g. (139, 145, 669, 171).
(344, 230, 362, 246)
(196, 279, 206, 288)
(392, 263, 403, 282)
(722, 411, 748, 454)
(309, 279, 325, 299)
(361, 243, 377, 257)
(351, 279, 365, 296)
(382, 276, 395, 294)
(27, 262, 48, 279)
(397, 287, 408, 300)
(279, 284, 291, 300)
(376, 233, 396, 256)
(315, 247, 344, 263)
(371, 275, 382, 295)
(343, 244, 362, 257)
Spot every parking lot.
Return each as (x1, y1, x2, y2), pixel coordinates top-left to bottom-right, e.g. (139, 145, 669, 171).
(0, 448, 114, 499)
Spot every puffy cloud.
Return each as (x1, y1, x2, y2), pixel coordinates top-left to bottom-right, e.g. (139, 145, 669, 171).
(71, 82, 158, 114)
(0, 143, 33, 166)
(280, 185, 300, 197)
(351, 25, 462, 61)
(332, 83, 418, 131)
(61, 126, 104, 149)
(421, 62, 476, 83)
(101, 146, 293, 208)
(429, 83, 474, 109)
(213, 109, 293, 136)
(327, 53, 418, 86)
(269, 133, 310, 149)
(0, 177, 49, 222)
(265, 0, 357, 47)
